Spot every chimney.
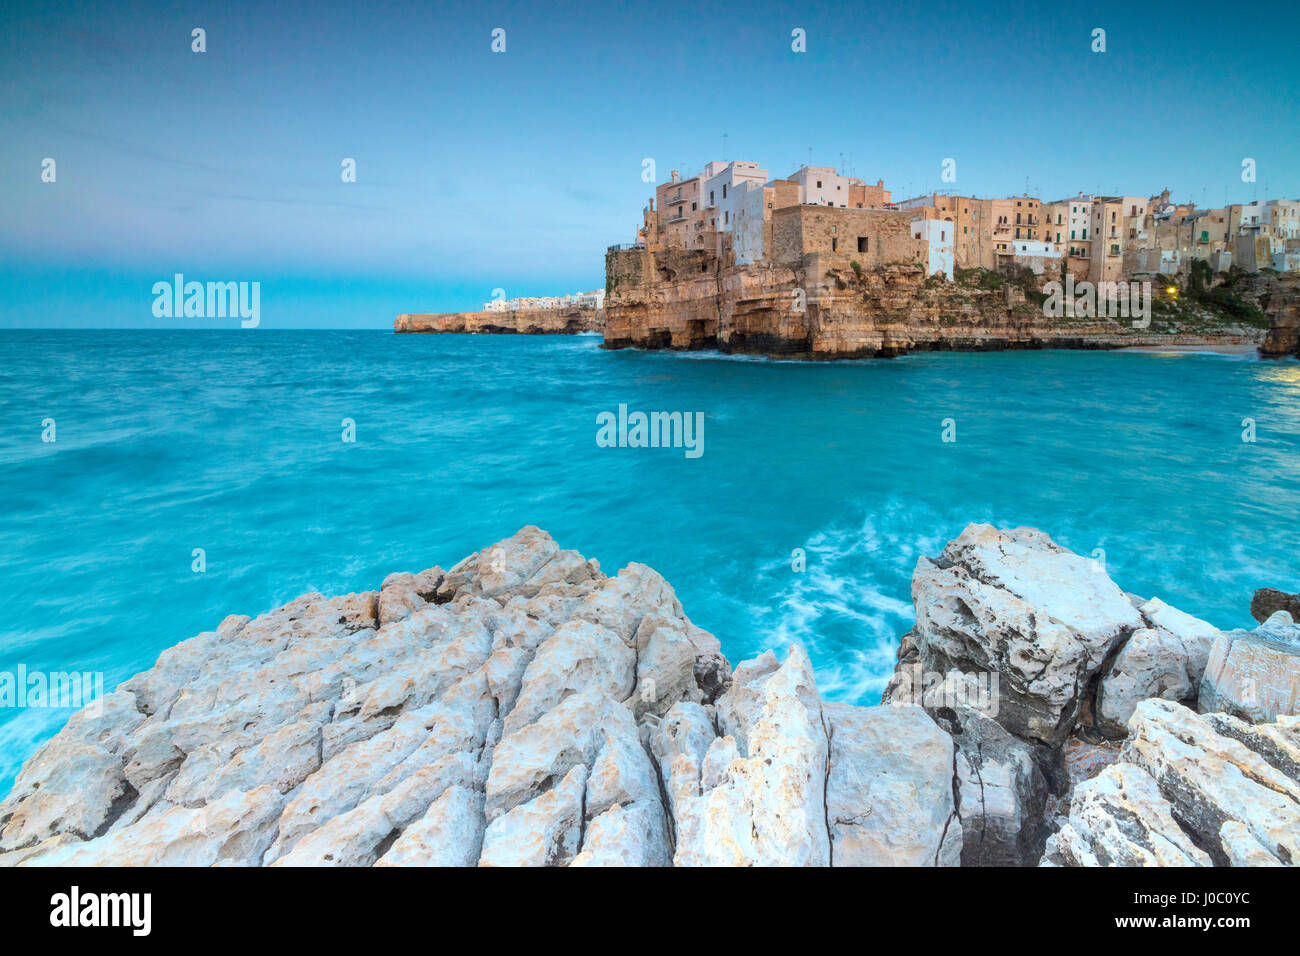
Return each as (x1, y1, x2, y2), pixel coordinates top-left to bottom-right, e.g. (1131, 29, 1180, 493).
(671, 170, 680, 183)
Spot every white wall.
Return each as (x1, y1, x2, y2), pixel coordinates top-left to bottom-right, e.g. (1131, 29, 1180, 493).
(793, 165, 854, 207)
(912, 218, 954, 279)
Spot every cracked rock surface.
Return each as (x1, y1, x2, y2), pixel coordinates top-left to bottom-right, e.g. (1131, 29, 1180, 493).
(1, 524, 1295, 867)
(0, 527, 963, 867)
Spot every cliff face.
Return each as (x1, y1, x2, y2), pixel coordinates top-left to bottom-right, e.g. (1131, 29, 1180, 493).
(1258, 274, 1300, 357)
(1, 524, 1296, 867)
(605, 247, 1262, 358)
(395, 308, 603, 335)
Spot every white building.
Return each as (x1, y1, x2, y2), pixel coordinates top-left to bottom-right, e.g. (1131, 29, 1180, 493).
(1063, 194, 1092, 243)
(703, 160, 769, 232)
(911, 218, 954, 280)
(1258, 200, 1300, 239)
(792, 165, 856, 207)
(731, 181, 770, 265)
(1012, 239, 1059, 257)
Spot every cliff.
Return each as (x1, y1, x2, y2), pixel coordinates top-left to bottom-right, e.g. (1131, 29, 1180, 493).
(1, 525, 1296, 867)
(1258, 273, 1300, 357)
(395, 308, 603, 335)
(604, 247, 1265, 358)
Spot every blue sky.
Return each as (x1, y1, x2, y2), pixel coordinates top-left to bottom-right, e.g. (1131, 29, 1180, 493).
(2, 0, 1298, 327)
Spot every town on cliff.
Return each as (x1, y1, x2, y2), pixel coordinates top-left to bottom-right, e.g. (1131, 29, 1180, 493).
(398, 159, 1300, 359)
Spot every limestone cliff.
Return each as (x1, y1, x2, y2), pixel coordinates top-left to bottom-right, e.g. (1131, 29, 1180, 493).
(1, 526, 1295, 867)
(1258, 273, 1300, 357)
(396, 308, 603, 335)
(605, 247, 1263, 358)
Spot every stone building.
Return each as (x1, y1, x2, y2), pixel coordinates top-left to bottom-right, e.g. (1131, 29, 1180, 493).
(653, 170, 712, 251)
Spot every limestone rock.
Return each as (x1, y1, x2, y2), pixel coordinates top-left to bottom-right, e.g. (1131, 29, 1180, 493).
(930, 705, 1047, 866)
(824, 702, 961, 866)
(0, 528, 723, 867)
(12, 522, 1289, 869)
(671, 646, 831, 866)
(1199, 612, 1300, 723)
(903, 524, 1143, 746)
(378, 569, 442, 626)
(479, 764, 588, 866)
(374, 786, 484, 867)
(1123, 699, 1300, 865)
(1251, 588, 1300, 625)
(25, 786, 285, 867)
(1042, 763, 1212, 867)
(1097, 598, 1221, 737)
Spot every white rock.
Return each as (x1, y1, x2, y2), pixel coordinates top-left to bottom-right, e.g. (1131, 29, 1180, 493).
(479, 764, 588, 867)
(824, 702, 961, 866)
(375, 785, 484, 867)
(672, 646, 830, 866)
(1042, 763, 1211, 867)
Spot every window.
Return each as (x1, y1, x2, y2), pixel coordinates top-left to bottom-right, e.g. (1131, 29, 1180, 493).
(722, 184, 727, 199)
(858, 237, 869, 252)
(724, 212, 729, 225)
(831, 238, 838, 252)
(709, 191, 714, 205)
(816, 180, 822, 188)
(691, 202, 697, 211)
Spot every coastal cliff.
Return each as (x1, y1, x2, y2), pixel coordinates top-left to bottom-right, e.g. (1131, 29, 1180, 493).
(396, 308, 603, 335)
(1, 525, 1296, 867)
(604, 247, 1266, 358)
(1259, 273, 1300, 357)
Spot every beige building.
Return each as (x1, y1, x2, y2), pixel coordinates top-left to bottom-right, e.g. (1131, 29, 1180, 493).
(651, 170, 712, 251)
(1089, 196, 1147, 283)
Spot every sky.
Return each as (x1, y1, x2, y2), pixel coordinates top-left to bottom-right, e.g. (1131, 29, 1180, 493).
(1, 0, 1298, 328)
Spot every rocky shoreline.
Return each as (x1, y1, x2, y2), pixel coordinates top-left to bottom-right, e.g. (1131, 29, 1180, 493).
(1, 524, 1296, 867)
(395, 308, 603, 336)
(395, 262, 1300, 360)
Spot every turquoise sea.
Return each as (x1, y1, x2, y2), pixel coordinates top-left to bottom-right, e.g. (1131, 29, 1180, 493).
(1, 330, 1298, 792)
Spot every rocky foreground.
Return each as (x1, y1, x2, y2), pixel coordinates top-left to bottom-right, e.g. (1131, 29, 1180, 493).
(1, 525, 1297, 867)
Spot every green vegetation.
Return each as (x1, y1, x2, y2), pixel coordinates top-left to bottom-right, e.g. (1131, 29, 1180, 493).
(955, 266, 1005, 290)
(1183, 259, 1268, 327)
